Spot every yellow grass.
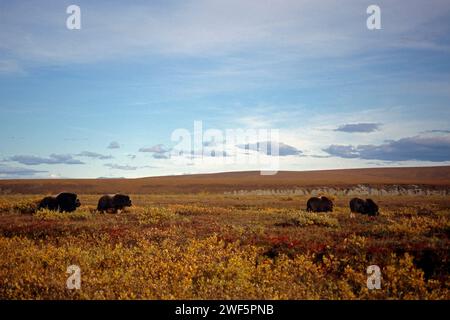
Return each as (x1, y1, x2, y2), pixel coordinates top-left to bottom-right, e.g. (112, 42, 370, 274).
(0, 193, 449, 299)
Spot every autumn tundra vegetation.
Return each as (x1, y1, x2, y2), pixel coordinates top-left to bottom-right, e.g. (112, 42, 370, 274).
(0, 168, 449, 300)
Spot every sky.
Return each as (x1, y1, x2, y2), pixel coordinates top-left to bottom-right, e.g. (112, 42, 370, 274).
(0, 0, 450, 178)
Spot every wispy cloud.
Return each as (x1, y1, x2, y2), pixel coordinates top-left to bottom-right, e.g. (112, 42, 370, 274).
(0, 165, 47, 178)
(107, 141, 120, 149)
(104, 163, 138, 171)
(152, 153, 170, 160)
(139, 143, 173, 161)
(8, 154, 84, 165)
(0, 59, 24, 74)
(235, 115, 276, 129)
(77, 151, 113, 160)
(2, 0, 449, 67)
(421, 129, 450, 134)
(139, 144, 170, 154)
(237, 141, 302, 156)
(334, 123, 381, 133)
(104, 163, 155, 170)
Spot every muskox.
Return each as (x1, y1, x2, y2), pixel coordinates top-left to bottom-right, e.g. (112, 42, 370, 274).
(38, 192, 81, 213)
(349, 198, 379, 216)
(97, 194, 132, 213)
(306, 196, 333, 213)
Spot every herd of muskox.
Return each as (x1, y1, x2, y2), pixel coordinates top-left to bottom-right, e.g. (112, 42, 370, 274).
(37, 193, 132, 213)
(36, 193, 378, 216)
(307, 196, 379, 216)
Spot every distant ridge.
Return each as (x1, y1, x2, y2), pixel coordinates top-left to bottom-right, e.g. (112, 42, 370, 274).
(0, 166, 449, 194)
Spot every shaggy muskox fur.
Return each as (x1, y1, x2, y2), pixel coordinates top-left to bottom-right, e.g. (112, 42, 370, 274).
(349, 198, 379, 216)
(97, 194, 132, 213)
(306, 196, 333, 213)
(38, 192, 81, 213)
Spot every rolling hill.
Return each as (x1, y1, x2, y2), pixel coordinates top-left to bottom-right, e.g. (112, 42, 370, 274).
(0, 166, 449, 194)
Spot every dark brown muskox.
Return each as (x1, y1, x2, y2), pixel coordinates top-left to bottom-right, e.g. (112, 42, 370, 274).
(349, 198, 379, 216)
(97, 194, 132, 213)
(306, 196, 333, 213)
(38, 192, 81, 213)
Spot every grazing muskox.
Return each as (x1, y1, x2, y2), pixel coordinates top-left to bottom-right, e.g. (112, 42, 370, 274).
(306, 196, 333, 213)
(97, 194, 132, 213)
(349, 198, 379, 216)
(38, 192, 81, 212)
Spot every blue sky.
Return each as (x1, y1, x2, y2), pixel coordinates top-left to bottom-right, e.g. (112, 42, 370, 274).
(1, 0, 450, 178)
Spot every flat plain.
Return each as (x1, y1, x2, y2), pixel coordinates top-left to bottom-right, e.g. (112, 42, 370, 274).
(0, 167, 449, 299)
